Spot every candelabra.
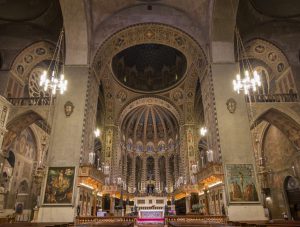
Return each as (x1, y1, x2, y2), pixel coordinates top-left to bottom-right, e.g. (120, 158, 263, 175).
(39, 29, 68, 95)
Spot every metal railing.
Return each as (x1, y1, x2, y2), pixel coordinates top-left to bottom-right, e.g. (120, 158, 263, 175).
(245, 93, 298, 103)
(7, 97, 53, 106)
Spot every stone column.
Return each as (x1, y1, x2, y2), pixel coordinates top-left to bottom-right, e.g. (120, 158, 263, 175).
(37, 66, 90, 222)
(0, 96, 10, 154)
(154, 155, 160, 192)
(131, 154, 136, 192)
(165, 154, 170, 191)
(185, 195, 191, 214)
(141, 155, 147, 192)
(110, 196, 115, 214)
(210, 62, 266, 220)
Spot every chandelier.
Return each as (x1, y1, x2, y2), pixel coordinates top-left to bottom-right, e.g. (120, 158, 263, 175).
(233, 28, 261, 95)
(233, 70, 261, 95)
(39, 29, 67, 95)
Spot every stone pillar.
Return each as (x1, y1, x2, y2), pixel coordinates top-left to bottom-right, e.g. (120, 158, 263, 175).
(211, 62, 266, 221)
(185, 195, 191, 214)
(37, 66, 90, 222)
(204, 189, 210, 215)
(165, 154, 170, 191)
(141, 155, 147, 192)
(154, 155, 160, 192)
(110, 196, 115, 214)
(131, 154, 136, 192)
(0, 96, 10, 153)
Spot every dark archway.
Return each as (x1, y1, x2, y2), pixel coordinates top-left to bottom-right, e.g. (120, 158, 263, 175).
(284, 176, 300, 220)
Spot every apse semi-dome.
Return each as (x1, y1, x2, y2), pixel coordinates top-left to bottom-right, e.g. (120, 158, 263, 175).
(112, 43, 187, 93)
(121, 105, 178, 150)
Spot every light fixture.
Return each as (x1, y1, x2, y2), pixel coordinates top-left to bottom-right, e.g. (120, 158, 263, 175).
(233, 28, 261, 95)
(200, 127, 207, 136)
(39, 29, 68, 95)
(233, 70, 261, 95)
(80, 182, 94, 190)
(94, 128, 100, 137)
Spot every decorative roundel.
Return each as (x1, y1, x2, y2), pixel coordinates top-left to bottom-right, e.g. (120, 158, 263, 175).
(28, 67, 50, 101)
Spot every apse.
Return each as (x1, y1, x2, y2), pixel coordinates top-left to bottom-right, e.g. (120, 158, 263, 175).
(112, 43, 187, 93)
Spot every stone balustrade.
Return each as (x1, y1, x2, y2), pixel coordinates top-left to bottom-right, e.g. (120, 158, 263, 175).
(165, 215, 228, 224)
(75, 216, 136, 225)
(7, 97, 53, 106)
(197, 163, 223, 185)
(246, 93, 298, 103)
(78, 165, 105, 185)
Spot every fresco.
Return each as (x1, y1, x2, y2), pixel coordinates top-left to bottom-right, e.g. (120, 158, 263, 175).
(226, 164, 259, 203)
(44, 167, 75, 204)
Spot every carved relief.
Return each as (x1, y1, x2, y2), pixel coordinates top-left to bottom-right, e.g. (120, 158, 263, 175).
(226, 98, 237, 114)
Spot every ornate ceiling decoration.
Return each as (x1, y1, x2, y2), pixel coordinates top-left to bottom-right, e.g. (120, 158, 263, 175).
(243, 39, 289, 80)
(118, 96, 182, 126)
(111, 43, 187, 93)
(121, 104, 178, 144)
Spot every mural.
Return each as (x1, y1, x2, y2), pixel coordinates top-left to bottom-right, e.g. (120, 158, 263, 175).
(44, 167, 75, 204)
(226, 164, 259, 203)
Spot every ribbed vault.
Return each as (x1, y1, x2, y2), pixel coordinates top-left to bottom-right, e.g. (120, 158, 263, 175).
(121, 104, 178, 151)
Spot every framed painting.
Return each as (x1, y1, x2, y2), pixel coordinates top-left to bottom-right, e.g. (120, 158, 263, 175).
(225, 164, 259, 203)
(43, 166, 75, 205)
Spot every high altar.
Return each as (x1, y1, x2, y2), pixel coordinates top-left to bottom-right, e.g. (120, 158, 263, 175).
(134, 196, 167, 220)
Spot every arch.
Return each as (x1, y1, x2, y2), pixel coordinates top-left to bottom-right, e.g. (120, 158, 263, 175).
(6, 110, 48, 133)
(284, 176, 300, 220)
(253, 108, 300, 149)
(10, 41, 55, 83)
(92, 4, 208, 59)
(243, 38, 291, 81)
(118, 96, 182, 126)
(59, 0, 89, 64)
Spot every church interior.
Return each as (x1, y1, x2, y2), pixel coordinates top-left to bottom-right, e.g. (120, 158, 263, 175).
(0, 0, 300, 226)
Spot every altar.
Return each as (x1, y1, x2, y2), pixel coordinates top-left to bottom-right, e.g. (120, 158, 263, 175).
(139, 209, 164, 219)
(138, 209, 164, 224)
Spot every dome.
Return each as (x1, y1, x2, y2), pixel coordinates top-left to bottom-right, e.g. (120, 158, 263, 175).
(121, 105, 178, 151)
(112, 43, 187, 93)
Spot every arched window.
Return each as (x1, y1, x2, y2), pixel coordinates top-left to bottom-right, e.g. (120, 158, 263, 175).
(254, 66, 270, 94)
(158, 141, 166, 152)
(126, 139, 133, 151)
(146, 142, 154, 152)
(136, 141, 143, 152)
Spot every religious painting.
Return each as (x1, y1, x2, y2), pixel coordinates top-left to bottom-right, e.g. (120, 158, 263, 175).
(43, 167, 75, 205)
(225, 164, 259, 203)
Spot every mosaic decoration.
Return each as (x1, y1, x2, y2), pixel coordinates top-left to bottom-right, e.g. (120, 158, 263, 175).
(226, 164, 259, 203)
(44, 166, 75, 204)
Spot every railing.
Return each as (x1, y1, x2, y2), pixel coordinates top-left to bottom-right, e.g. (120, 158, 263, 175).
(7, 97, 53, 106)
(78, 165, 105, 184)
(197, 163, 223, 184)
(246, 93, 298, 103)
(75, 216, 137, 225)
(165, 215, 227, 225)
